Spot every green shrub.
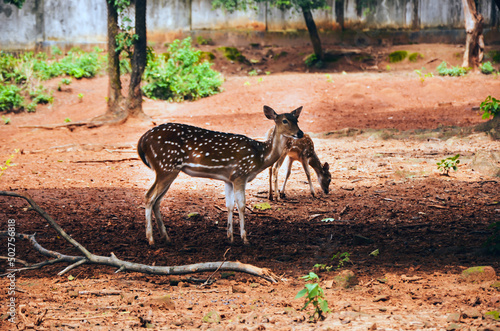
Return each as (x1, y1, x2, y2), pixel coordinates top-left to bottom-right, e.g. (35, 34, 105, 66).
(487, 50, 500, 64)
(480, 61, 495, 75)
(389, 50, 408, 63)
(196, 36, 213, 45)
(436, 61, 468, 76)
(304, 53, 317, 67)
(58, 49, 104, 79)
(479, 95, 499, 119)
(142, 37, 224, 102)
(0, 84, 24, 111)
(304, 53, 324, 68)
(408, 52, 423, 62)
(0, 48, 104, 112)
(51, 46, 63, 56)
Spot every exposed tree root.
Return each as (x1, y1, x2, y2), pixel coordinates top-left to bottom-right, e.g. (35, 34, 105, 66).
(0, 191, 280, 283)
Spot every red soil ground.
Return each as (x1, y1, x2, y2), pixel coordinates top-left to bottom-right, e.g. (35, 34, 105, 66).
(0, 43, 499, 330)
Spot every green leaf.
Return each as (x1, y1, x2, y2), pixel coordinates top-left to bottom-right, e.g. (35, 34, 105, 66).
(253, 202, 271, 210)
(295, 288, 308, 299)
(318, 298, 330, 313)
(68, 275, 75, 281)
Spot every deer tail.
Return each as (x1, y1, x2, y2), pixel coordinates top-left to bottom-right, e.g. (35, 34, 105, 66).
(137, 135, 151, 169)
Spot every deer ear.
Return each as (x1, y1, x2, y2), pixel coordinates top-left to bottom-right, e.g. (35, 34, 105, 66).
(323, 162, 329, 171)
(263, 106, 277, 120)
(291, 106, 303, 119)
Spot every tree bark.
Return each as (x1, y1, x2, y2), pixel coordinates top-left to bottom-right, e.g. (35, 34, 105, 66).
(126, 0, 149, 119)
(102, 0, 126, 121)
(494, 0, 500, 11)
(301, 7, 324, 61)
(334, 0, 345, 31)
(461, 0, 484, 71)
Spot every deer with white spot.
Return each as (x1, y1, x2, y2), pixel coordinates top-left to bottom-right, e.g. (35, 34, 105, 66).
(268, 134, 331, 201)
(137, 106, 304, 246)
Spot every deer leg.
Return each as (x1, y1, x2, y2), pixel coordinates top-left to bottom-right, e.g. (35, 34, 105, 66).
(145, 171, 179, 246)
(234, 181, 249, 245)
(273, 154, 286, 201)
(301, 158, 316, 197)
(225, 182, 235, 243)
(268, 167, 274, 201)
(280, 156, 293, 199)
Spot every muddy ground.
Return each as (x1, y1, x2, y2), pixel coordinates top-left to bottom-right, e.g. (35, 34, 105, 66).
(0, 43, 500, 330)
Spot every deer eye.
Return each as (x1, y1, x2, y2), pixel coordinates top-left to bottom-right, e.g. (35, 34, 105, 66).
(282, 119, 289, 124)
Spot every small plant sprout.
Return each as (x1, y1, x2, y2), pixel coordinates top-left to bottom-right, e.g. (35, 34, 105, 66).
(414, 69, 434, 83)
(331, 252, 351, 269)
(314, 251, 352, 273)
(248, 69, 258, 76)
(0, 149, 19, 178)
(437, 154, 460, 176)
(2, 115, 10, 125)
(64, 118, 72, 123)
(325, 74, 333, 83)
(479, 95, 499, 120)
(78, 93, 84, 101)
(295, 272, 330, 321)
(57, 78, 72, 91)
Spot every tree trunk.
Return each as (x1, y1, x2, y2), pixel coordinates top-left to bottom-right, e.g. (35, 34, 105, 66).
(334, 0, 345, 31)
(301, 7, 324, 61)
(411, 0, 420, 30)
(91, 0, 127, 124)
(126, 0, 149, 119)
(461, 0, 484, 71)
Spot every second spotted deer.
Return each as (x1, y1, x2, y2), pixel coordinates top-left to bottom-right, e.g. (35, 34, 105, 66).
(137, 106, 304, 246)
(268, 134, 331, 201)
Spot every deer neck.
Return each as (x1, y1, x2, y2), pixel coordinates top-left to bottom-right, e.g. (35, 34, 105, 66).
(307, 152, 323, 175)
(261, 127, 290, 169)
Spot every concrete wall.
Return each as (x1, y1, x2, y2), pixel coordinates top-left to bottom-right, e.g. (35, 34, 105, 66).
(0, 0, 498, 50)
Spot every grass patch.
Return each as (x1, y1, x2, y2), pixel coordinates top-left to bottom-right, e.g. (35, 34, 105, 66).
(436, 61, 469, 77)
(408, 52, 423, 62)
(388, 50, 408, 63)
(217, 46, 248, 63)
(0, 48, 105, 112)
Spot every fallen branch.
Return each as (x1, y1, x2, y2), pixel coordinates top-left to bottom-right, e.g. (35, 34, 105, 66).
(0, 191, 280, 283)
(71, 157, 139, 163)
(19, 120, 105, 130)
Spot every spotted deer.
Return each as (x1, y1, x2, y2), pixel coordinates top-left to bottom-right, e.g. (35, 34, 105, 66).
(137, 106, 304, 246)
(268, 134, 331, 201)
